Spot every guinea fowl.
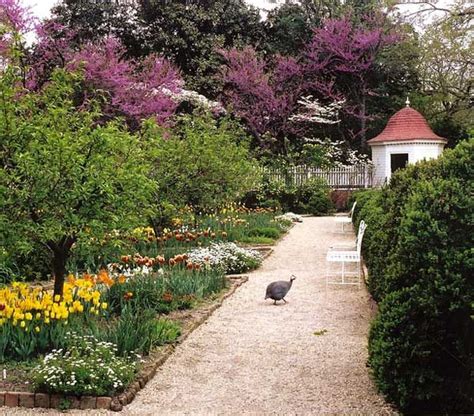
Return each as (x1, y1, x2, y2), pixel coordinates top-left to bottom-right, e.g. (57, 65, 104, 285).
(265, 275, 296, 305)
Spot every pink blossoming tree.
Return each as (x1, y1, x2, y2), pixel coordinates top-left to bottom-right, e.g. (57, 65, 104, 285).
(220, 15, 399, 151)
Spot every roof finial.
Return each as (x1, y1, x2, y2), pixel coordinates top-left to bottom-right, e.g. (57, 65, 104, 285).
(405, 96, 411, 107)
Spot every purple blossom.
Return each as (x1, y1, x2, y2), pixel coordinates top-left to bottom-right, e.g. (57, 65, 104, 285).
(0, 0, 35, 56)
(67, 37, 181, 127)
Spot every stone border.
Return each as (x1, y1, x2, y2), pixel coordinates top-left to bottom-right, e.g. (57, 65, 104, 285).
(0, 275, 249, 411)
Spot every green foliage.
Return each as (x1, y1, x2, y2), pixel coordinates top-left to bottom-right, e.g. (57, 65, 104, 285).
(254, 176, 333, 215)
(354, 139, 474, 412)
(104, 307, 180, 356)
(263, 3, 316, 56)
(53, 0, 263, 97)
(104, 269, 226, 317)
(34, 334, 136, 396)
(148, 114, 259, 224)
(0, 312, 99, 362)
(248, 227, 281, 240)
(0, 68, 156, 294)
(296, 178, 334, 215)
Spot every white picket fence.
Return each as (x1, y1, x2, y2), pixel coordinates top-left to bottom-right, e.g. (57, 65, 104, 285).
(263, 165, 374, 189)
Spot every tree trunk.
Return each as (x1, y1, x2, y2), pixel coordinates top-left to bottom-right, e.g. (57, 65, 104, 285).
(49, 236, 75, 298)
(52, 250, 68, 298)
(360, 94, 367, 151)
(149, 217, 163, 252)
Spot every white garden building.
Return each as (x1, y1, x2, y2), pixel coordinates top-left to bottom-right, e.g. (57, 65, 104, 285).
(368, 100, 447, 186)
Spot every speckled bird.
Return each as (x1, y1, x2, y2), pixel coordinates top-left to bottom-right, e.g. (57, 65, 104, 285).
(265, 275, 296, 305)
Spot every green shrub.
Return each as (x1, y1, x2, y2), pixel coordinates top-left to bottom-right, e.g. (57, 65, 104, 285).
(248, 226, 281, 239)
(352, 189, 391, 300)
(34, 334, 136, 396)
(356, 139, 474, 413)
(295, 177, 334, 215)
(255, 176, 333, 215)
(369, 287, 444, 411)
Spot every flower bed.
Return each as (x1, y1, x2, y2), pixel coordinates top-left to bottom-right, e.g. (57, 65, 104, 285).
(0, 208, 287, 410)
(0, 275, 248, 411)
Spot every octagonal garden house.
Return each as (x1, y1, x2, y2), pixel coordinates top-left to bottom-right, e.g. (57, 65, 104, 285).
(368, 100, 447, 186)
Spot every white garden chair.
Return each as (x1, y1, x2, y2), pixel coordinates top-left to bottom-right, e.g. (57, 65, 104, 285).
(334, 201, 356, 233)
(326, 220, 367, 288)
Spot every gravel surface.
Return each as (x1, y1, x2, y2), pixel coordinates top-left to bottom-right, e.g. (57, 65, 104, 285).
(2, 217, 397, 416)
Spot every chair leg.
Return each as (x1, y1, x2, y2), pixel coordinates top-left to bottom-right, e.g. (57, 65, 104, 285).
(357, 260, 361, 288)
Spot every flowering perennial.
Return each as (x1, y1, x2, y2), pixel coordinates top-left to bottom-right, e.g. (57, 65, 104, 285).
(187, 242, 262, 274)
(34, 334, 136, 396)
(0, 280, 106, 330)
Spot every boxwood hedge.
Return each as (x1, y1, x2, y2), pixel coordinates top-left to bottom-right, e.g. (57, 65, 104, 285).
(354, 139, 474, 413)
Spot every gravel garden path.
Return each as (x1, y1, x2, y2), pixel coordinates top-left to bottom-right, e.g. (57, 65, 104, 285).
(3, 217, 396, 416)
(123, 216, 395, 415)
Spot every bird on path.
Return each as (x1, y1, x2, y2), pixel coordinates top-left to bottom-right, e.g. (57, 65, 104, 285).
(265, 275, 296, 305)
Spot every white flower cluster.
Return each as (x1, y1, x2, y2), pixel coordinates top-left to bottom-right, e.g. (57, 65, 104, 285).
(34, 334, 135, 396)
(160, 87, 225, 113)
(290, 96, 345, 125)
(107, 263, 153, 278)
(304, 137, 372, 167)
(275, 212, 303, 223)
(187, 242, 262, 274)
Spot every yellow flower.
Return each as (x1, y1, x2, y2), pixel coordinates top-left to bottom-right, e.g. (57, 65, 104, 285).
(35, 312, 41, 320)
(25, 312, 33, 321)
(35, 326, 40, 333)
(101, 302, 108, 310)
(44, 317, 50, 324)
(20, 320, 26, 328)
(54, 294, 60, 302)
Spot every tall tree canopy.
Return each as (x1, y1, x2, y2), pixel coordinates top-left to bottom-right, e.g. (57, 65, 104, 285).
(50, 0, 263, 97)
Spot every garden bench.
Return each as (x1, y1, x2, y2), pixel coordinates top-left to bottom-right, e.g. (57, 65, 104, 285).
(334, 201, 356, 233)
(326, 220, 366, 287)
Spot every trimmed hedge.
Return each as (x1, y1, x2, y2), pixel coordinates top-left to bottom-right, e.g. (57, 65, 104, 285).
(354, 139, 474, 413)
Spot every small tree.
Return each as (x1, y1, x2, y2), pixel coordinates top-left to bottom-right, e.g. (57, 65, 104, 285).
(146, 114, 259, 229)
(0, 68, 156, 296)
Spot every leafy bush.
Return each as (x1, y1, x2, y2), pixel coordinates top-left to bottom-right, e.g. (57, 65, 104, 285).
(148, 114, 259, 227)
(254, 176, 333, 215)
(354, 139, 474, 413)
(34, 334, 136, 396)
(296, 178, 334, 215)
(187, 242, 263, 274)
(248, 227, 281, 239)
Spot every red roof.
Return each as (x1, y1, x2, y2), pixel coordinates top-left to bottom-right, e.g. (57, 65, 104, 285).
(368, 107, 446, 144)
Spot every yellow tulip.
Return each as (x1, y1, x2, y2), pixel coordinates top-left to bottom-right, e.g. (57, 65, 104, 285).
(20, 320, 26, 328)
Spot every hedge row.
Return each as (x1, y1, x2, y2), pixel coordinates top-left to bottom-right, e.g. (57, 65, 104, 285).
(353, 139, 474, 413)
